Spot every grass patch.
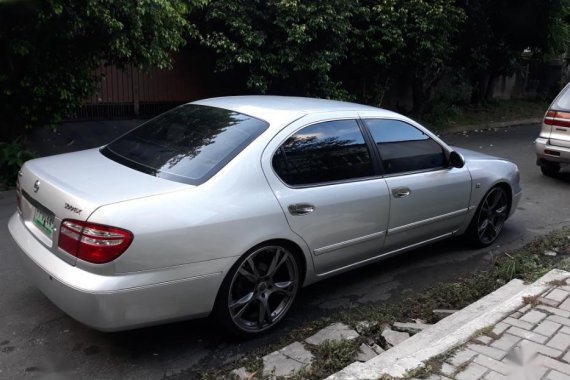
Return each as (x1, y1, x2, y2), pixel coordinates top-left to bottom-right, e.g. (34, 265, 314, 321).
(421, 99, 549, 131)
(547, 278, 568, 286)
(292, 339, 362, 380)
(522, 294, 541, 307)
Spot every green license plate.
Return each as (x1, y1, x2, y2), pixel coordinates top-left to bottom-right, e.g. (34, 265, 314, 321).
(33, 208, 54, 238)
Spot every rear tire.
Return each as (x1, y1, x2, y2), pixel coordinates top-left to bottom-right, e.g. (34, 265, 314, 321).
(540, 163, 560, 177)
(467, 186, 510, 248)
(215, 244, 301, 338)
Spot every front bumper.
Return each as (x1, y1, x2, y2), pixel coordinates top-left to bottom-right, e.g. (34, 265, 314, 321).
(535, 138, 570, 165)
(8, 212, 230, 331)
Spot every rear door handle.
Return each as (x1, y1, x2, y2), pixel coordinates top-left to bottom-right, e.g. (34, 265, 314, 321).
(392, 187, 411, 198)
(288, 203, 315, 216)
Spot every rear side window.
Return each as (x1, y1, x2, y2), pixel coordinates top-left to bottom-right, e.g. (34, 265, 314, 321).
(553, 84, 570, 110)
(272, 120, 374, 186)
(102, 104, 268, 185)
(365, 119, 445, 175)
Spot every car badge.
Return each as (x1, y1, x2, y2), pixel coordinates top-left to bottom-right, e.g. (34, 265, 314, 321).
(33, 180, 40, 193)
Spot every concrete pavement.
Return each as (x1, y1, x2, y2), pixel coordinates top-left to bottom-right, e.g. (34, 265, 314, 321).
(329, 269, 570, 379)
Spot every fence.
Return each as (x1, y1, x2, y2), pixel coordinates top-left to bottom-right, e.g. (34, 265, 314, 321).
(68, 52, 205, 120)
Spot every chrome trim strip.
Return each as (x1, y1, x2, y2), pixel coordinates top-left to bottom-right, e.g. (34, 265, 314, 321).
(313, 231, 385, 256)
(317, 232, 453, 277)
(388, 208, 468, 235)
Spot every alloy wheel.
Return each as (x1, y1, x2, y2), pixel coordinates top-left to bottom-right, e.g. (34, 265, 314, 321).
(227, 246, 299, 333)
(476, 187, 508, 245)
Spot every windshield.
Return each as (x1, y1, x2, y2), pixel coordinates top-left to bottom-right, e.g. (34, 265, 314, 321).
(101, 104, 269, 185)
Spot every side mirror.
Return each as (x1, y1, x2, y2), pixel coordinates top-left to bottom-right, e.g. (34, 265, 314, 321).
(449, 151, 465, 168)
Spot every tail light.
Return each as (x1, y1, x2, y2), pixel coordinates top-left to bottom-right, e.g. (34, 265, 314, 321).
(58, 219, 133, 264)
(544, 110, 570, 128)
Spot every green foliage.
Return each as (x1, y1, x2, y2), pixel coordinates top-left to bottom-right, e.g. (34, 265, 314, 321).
(0, 140, 35, 188)
(195, 0, 357, 98)
(454, 0, 569, 103)
(0, 0, 200, 141)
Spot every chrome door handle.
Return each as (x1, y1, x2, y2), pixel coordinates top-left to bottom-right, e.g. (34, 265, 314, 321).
(392, 187, 411, 198)
(288, 203, 315, 216)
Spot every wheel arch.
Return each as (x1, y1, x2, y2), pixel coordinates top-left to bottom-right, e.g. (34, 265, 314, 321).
(213, 238, 309, 307)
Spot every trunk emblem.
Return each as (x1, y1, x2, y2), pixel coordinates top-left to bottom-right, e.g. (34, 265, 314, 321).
(33, 180, 40, 193)
(65, 203, 82, 215)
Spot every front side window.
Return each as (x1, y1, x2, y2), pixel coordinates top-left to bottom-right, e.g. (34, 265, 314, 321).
(272, 120, 374, 186)
(365, 119, 445, 175)
(102, 104, 268, 185)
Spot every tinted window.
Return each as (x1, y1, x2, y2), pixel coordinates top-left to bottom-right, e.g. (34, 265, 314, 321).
(366, 119, 445, 175)
(102, 104, 268, 185)
(273, 120, 374, 186)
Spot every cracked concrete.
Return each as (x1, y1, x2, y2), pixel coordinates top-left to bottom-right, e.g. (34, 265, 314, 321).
(262, 342, 314, 378)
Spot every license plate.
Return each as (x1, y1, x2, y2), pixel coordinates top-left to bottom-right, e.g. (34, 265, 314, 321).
(33, 208, 54, 238)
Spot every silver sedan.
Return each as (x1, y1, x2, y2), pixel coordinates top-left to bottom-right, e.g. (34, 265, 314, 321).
(8, 96, 521, 336)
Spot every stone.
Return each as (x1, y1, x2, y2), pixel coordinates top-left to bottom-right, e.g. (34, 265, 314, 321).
(447, 348, 478, 367)
(392, 321, 432, 334)
(490, 333, 520, 351)
(262, 342, 313, 378)
(544, 250, 558, 257)
(546, 332, 570, 351)
(533, 320, 561, 338)
(433, 309, 459, 317)
(545, 288, 570, 303)
(371, 344, 384, 355)
(230, 367, 251, 380)
(381, 328, 410, 347)
(456, 362, 488, 380)
(305, 323, 359, 345)
(520, 310, 547, 324)
(354, 343, 377, 362)
(355, 321, 376, 334)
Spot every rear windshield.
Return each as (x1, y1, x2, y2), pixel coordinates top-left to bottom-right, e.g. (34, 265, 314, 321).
(101, 104, 269, 185)
(553, 84, 570, 110)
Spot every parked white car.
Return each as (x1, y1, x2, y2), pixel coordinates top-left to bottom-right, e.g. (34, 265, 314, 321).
(9, 96, 521, 336)
(535, 83, 570, 176)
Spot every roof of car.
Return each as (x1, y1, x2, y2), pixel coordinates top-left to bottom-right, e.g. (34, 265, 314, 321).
(192, 95, 399, 125)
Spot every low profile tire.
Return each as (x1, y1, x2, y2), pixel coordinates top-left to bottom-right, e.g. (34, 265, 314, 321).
(467, 186, 510, 248)
(540, 164, 560, 177)
(215, 244, 301, 337)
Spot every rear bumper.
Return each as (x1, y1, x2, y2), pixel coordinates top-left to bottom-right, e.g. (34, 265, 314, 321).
(8, 212, 230, 331)
(535, 138, 570, 165)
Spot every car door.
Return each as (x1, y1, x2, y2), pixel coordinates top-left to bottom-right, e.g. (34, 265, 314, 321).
(361, 118, 472, 253)
(261, 113, 391, 276)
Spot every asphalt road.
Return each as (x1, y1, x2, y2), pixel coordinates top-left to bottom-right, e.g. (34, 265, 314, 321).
(1, 123, 569, 379)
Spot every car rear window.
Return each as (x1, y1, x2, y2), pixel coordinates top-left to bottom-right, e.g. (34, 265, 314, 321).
(553, 84, 570, 110)
(101, 104, 268, 185)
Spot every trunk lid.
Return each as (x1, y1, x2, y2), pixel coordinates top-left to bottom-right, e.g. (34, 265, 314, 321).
(18, 148, 190, 264)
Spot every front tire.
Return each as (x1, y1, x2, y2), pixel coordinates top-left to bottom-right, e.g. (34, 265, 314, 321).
(467, 186, 509, 248)
(215, 244, 301, 337)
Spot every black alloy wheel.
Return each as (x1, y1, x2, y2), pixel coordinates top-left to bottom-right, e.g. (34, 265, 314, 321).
(468, 186, 509, 247)
(217, 244, 300, 337)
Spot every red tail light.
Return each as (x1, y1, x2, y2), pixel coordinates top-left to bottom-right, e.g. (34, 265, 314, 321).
(544, 110, 570, 128)
(58, 219, 133, 264)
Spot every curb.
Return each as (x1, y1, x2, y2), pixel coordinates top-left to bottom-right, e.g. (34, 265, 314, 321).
(441, 118, 542, 135)
(327, 269, 570, 380)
